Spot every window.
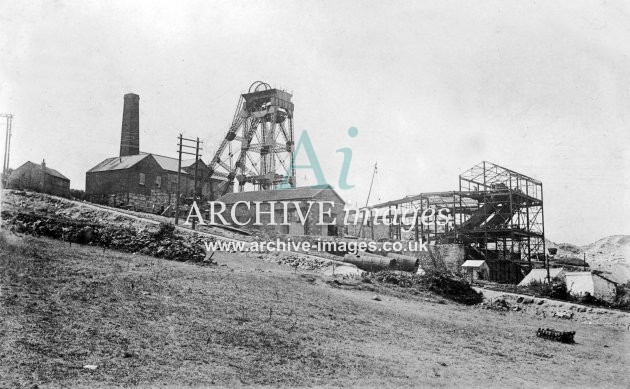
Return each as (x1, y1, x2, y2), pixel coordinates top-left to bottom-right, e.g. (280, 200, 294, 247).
(155, 176, 162, 188)
(139, 173, 145, 186)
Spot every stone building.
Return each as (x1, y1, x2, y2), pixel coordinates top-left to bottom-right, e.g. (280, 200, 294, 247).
(85, 93, 228, 212)
(86, 153, 224, 211)
(7, 159, 70, 197)
(217, 186, 345, 236)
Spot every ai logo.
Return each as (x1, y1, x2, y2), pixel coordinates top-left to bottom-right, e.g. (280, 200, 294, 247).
(279, 127, 358, 190)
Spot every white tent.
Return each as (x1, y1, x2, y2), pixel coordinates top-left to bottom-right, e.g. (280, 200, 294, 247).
(565, 272, 617, 303)
(518, 268, 565, 286)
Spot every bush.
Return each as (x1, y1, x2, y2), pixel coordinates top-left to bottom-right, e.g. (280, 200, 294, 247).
(521, 279, 568, 300)
(614, 282, 630, 311)
(69, 189, 87, 201)
(154, 222, 176, 240)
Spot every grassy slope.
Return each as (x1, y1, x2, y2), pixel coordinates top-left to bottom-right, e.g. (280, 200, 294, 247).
(1, 233, 629, 388)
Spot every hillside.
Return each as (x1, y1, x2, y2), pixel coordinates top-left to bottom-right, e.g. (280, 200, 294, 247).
(547, 235, 630, 283)
(2, 232, 629, 388)
(1, 189, 630, 387)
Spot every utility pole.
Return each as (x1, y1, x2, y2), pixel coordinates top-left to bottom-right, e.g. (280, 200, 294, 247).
(174, 134, 203, 227)
(1, 114, 14, 186)
(174, 134, 183, 225)
(192, 137, 200, 230)
(357, 162, 377, 238)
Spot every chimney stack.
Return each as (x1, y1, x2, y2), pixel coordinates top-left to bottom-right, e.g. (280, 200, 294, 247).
(120, 93, 140, 157)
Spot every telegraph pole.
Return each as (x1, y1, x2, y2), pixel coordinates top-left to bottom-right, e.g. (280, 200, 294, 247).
(174, 134, 183, 225)
(1, 114, 14, 186)
(192, 137, 200, 230)
(174, 134, 203, 227)
(357, 162, 377, 238)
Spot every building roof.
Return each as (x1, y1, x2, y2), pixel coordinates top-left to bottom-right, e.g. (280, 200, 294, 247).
(150, 153, 199, 173)
(461, 260, 487, 268)
(593, 272, 619, 285)
(565, 271, 618, 285)
(565, 271, 593, 276)
(218, 186, 346, 205)
(518, 268, 565, 286)
(86, 154, 150, 173)
(18, 161, 70, 181)
(87, 152, 218, 177)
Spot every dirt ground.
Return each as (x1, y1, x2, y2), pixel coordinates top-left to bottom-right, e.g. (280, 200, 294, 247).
(1, 232, 629, 388)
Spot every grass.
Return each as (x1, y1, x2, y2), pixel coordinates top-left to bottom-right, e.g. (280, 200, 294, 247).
(1, 231, 629, 388)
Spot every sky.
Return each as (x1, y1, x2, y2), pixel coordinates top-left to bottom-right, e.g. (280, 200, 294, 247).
(0, 0, 629, 245)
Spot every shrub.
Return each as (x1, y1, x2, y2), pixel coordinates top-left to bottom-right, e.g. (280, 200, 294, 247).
(154, 222, 176, 241)
(521, 279, 568, 300)
(69, 189, 87, 200)
(614, 282, 630, 311)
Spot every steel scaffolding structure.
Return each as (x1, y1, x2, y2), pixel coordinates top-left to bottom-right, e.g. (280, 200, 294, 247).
(364, 161, 545, 283)
(209, 81, 295, 197)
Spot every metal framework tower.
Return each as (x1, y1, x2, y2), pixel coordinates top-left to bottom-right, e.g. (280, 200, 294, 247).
(362, 161, 545, 284)
(456, 161, 545, 282)
(209, 81, 295, 196)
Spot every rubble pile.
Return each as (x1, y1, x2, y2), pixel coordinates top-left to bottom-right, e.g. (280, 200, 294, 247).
(368, 270, 421, 287)
(254, 252, 334, 271)
(552, 311, 574, 320)
(276, 254, 332, 270)
(365, 270, 483, 305)
(479, 298, 513, 312)
(536, 328, 576, 344)
(2, 211, 211, 262)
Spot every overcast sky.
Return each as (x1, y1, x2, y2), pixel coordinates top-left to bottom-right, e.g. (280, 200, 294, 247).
(1, 0, 629, 244)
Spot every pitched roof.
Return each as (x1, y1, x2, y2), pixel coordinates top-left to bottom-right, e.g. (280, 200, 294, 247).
(25, 161, 70, 181)
(461, 260, 487, 268)
(87, 152, 208, 175)
(151, 154, 199, 173)
(218, 186, 345, 205)
(593, 273, 619, 285)
(565, 271, 618, 285)
(87, 154, 150, 173)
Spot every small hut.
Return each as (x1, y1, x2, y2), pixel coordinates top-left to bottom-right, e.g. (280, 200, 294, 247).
(461, 260, 489, 282)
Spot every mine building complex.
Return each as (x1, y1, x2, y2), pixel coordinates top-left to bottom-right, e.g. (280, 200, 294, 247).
(86, 93, 229, 211)
(83, 83, 546, 284)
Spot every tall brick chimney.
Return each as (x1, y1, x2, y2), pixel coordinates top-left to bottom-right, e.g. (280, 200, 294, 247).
(120, 93, 140, 156)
